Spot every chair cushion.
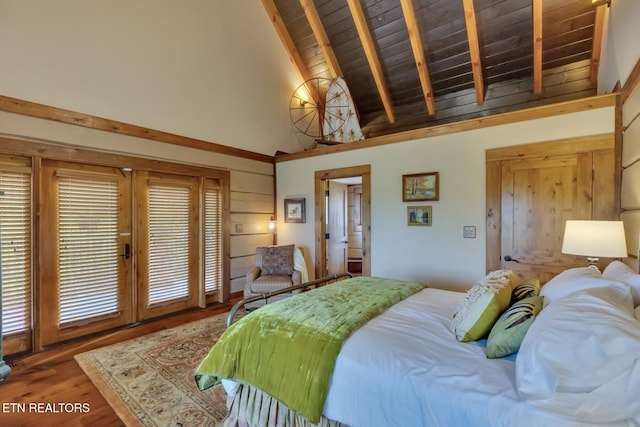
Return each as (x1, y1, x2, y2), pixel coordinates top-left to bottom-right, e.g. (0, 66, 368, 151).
(250, 275, 295, 293)
(260, 245, 295, 275)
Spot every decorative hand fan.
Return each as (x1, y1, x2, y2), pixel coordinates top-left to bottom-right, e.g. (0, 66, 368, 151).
(289, 77, 349, 139)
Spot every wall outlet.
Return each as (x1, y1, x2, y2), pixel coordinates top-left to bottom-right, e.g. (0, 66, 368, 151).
(463, 225, 476, 238)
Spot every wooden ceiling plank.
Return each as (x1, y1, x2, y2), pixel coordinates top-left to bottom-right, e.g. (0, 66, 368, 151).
(346, 0, 396, 124)
(462, 0, 485, 106)
(299, 0, 343, 79)
(261, 0, 313, 84)
(590, 4, 606, 84)
(399, 0, 436, 116)
(532, 0, 543, 94)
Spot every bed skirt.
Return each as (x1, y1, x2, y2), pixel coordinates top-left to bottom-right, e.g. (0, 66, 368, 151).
(224, 384, 347, 427)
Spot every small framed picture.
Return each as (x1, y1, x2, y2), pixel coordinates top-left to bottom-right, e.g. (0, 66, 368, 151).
(407, 205, 432, 226)
(402, 172, 439, 202)
(284, 198, 306, 223)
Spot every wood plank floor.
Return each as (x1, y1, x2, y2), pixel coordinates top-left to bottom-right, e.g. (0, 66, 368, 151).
(0, 301, 235, 427)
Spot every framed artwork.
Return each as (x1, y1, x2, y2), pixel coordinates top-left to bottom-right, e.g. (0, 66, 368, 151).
(284, 198, 306, 223)
(402, 172, 439, 202)
(407, 205, 432, 226)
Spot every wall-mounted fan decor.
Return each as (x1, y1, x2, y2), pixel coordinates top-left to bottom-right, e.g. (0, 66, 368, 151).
(289, 77, 363, 142)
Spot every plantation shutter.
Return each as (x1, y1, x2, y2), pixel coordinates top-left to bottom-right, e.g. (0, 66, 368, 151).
(204, 180, 222, 294)
(147, 184, 190, 305)
(57, 171, 120, 327)
(0, 164, 32, 339)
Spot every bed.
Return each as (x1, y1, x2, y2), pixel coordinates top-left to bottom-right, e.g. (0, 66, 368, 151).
(195, 267, 640, 427)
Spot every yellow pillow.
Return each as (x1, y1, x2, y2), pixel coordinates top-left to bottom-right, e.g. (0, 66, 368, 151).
(451, 269, 515, 342)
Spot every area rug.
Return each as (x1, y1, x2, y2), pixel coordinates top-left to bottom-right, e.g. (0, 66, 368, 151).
(75, 311, 242, 427)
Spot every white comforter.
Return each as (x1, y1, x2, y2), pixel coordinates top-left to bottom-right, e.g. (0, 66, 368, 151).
(322, 288, 637, 427)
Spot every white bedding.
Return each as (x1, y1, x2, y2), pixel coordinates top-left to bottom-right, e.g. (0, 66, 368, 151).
(321, 288, 637, 427)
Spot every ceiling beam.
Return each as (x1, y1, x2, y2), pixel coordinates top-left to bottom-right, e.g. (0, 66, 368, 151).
(590, 4, 606, 84)
(346, 0, 395, 124)
(532, 0, 543, 94)
(462, 0, 485, 106)
(399, 0, 436, 116)
(299, 0, 343, 79)
(261, 0, 312, 84)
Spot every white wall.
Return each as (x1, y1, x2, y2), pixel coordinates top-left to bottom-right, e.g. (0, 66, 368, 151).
(276, 107, 615, 291)
(598, 0, 640, 93)
(0, 0, 306, 156)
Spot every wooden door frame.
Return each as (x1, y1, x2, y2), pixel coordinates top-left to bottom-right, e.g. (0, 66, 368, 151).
(485, 134, 616, 274)
(314, 165, 371, 278)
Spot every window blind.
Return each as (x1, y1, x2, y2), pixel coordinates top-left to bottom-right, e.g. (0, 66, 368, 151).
(1, 168, 32, 335)
(147, 184, 190, 305)
(204, 183, 222, 293)
(57, 174, 119, 327)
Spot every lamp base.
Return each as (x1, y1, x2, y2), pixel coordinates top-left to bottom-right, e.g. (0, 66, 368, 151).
(587, 257, 600, 271)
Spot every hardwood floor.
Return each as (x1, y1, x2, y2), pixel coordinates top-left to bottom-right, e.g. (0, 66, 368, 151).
(0, 301, 235, 427)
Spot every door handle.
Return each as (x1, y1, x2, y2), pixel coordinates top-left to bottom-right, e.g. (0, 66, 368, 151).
(120, 243, 131, 259)
(503, 255, 519, 263)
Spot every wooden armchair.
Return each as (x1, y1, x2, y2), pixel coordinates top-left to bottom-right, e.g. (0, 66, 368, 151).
(244, 245, 305, 310)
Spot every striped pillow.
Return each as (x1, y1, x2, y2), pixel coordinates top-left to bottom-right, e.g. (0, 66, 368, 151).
(485, 295, 543, 358)
(511, 278, 540, 304)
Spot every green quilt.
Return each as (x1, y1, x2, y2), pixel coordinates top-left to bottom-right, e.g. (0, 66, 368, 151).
(195, 276, 425, 423)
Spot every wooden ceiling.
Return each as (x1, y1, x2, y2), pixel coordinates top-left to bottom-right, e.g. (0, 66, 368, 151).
(262, 0, 607, 139)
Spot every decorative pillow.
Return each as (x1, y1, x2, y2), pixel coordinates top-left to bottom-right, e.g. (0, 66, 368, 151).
(539, 267, 609, 306)
(603, 260, 640, 306)
(485, 295, 543, 359)
(451, 269, 515, 342)
(511, 278, 540, 304)
(260, 245, 295, 275)
(516, 285, 640, 423)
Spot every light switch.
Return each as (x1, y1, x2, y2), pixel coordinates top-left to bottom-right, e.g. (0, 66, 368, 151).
(463, 225, 476, 238)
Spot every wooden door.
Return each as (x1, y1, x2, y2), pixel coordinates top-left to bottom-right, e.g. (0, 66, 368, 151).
(500, 154, 593, 283)
(134, 171, 201, 320)
(39, 160, 134, 346)
(327, 181, 348, 275)
(487, 136, 615, 283)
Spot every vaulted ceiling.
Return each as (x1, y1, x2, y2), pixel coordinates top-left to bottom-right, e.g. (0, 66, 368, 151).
(262, 0, 607, 140)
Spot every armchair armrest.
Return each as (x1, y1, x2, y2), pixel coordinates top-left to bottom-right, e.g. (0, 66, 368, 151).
(245, 267, 262, 297)
(292, 270, 302, 286)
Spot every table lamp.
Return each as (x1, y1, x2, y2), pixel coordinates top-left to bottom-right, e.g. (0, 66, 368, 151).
(561, 220, 627, 270)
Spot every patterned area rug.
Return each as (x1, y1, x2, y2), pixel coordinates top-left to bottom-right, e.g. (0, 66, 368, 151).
(75, 311, 240, 426)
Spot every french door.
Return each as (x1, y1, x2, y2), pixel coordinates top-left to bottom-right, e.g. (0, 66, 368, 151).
(134, 171, 200, 320)
(38, 161, 219, 346)
(0, 154, 33, 354)
(39, 161, 133, 346)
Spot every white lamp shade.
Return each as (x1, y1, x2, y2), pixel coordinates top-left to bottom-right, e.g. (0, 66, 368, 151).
(562, 220, 628, 258)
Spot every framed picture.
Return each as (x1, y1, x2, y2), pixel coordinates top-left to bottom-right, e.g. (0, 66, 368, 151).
(402, 172, 439, 202)
(407, 205, 432, 226)
(284, 198, 306, 223)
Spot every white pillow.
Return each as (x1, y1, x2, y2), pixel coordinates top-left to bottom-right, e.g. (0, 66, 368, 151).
(603, 260, 640, 306)
(516, 285, 640, 423)
(539, 267, 612, 306)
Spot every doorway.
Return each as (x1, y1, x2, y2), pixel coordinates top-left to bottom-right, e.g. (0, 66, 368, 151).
(314, 165, 371, 278)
